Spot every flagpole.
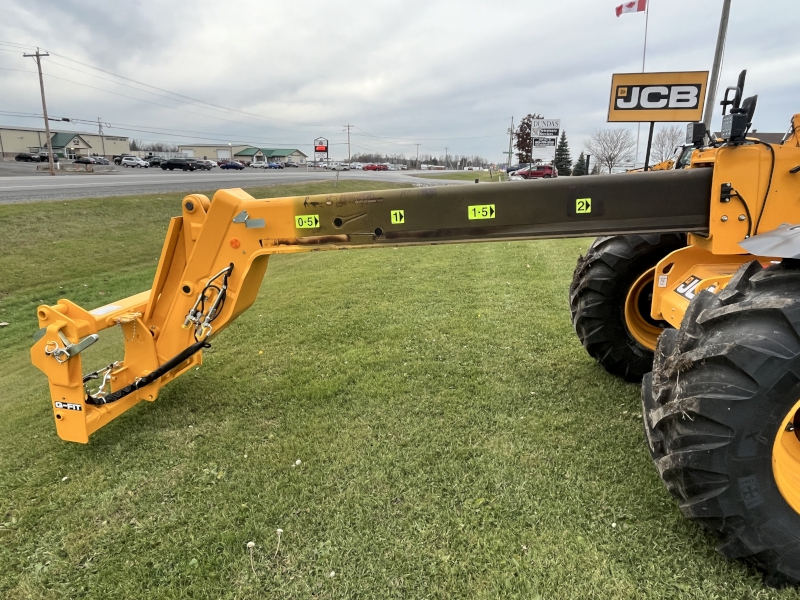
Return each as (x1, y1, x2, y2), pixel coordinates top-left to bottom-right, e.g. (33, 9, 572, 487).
(634, 0, 650, 167)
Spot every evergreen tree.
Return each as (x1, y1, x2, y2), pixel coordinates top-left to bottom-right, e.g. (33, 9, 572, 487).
(554, 131, 572, 176)
(572, 152, 586, 176)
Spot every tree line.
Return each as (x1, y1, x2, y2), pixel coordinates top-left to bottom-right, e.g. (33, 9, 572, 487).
(350, 152, 491, 169)
(513, 113, 686, 175)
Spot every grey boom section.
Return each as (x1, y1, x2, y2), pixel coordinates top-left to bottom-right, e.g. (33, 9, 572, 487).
(282, 169, 712, 249)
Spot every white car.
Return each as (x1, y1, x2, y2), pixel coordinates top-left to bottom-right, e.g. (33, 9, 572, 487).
(250, 161, 268, 168)
(330, 163, 349, 171)
(121, 156, 149, 168)
(207, 160, 218, 168)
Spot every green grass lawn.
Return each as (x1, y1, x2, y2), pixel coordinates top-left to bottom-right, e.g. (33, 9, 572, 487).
(414, 170, 507, 182)
(1, 182, 798, 599)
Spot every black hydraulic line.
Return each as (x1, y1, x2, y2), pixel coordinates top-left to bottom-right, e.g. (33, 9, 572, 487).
(85, 339, 210, 405)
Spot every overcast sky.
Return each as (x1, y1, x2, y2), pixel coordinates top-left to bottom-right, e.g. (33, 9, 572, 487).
(1, 0, 798, 164)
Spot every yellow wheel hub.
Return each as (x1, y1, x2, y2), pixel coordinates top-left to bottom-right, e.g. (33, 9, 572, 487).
(624, 267, 663, 351)
(773, 399, 800, 515)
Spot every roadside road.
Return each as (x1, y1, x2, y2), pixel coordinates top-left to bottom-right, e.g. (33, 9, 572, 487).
(0, 166, 457, 203)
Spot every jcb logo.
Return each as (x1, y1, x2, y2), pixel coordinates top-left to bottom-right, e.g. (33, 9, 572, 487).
(55, 401, 82, 412)
(607, 71, 708, 123)
(615, 85, 701, 111)
(675, 276, 702, 301)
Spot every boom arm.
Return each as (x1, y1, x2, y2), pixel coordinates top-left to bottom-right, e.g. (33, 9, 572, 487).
(32, 169, 716, 442)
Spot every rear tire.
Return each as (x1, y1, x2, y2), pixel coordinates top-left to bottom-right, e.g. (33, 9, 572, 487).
(643, 260, 800, 586)
(569, 234, 685, 382)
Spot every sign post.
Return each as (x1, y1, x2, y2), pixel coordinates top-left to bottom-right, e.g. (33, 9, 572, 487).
(607, 71, 708, 170)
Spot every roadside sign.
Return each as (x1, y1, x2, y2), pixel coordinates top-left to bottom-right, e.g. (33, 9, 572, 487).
(531, 119, 560, 130)
(607, 71, 708, 122)
(533, 137, 556, 148)
(538, 128, 560, 137)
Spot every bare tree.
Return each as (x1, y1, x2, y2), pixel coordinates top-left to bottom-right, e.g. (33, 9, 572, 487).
(650, 125, 685, 164)
(584, 128, 636, 173)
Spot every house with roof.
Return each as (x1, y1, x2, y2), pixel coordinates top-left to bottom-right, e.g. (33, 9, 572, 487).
(177, 144, 308, 165)
(234, 148, 307, 164)
(48, 132, 94, 157)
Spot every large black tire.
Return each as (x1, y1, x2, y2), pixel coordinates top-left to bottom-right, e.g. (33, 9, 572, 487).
(569, 233, 685, 382)
(643, 260, 800, 586)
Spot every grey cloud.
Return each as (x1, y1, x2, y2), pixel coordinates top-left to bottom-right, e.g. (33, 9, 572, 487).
(1, 0, 798, 161)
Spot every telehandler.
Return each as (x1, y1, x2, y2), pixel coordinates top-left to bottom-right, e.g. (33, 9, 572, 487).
(31, 73, 800, 585)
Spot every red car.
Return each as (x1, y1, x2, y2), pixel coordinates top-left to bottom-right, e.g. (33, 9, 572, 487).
(363, 164, 379, 171)
(513, 165, 558, 179)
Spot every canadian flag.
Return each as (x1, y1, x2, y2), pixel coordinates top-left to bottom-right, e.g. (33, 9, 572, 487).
(616, 0, 646, 16)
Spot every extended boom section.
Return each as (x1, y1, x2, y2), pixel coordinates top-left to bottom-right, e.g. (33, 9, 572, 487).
(31, 170, 712, 442)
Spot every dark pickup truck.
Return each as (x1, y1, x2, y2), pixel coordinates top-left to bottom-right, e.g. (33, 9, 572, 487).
(161, 158, 195, 171)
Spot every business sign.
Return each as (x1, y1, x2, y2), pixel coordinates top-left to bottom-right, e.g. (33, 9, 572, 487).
(531, 119, 560, 130)
(533, 137, 556, 148)
(314, 137, 328, 153)
(607, 71, 708, 122)
(537, 128, 560, 137)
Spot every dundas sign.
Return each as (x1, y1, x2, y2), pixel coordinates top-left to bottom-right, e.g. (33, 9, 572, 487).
(607, 71, 709, 122)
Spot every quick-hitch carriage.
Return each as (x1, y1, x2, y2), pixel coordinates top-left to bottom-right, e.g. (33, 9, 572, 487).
(29, 72, 800, 585)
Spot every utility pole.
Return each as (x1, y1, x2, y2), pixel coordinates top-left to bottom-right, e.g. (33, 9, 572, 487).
(98, 118, 106, 157)
(415, 143, 420, 170)
(444, 147, 449, 169)
(703, 0, 732, 133)
(343, 124, 353, 165)
(24, 48, 55, 176)
(507, 116, 514, 167)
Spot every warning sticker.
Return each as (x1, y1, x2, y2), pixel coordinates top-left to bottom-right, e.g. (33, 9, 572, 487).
(576, 198, 592, 214)
(468, 204, 496, 220)
(391, 210, 405, 224)
(295, 215, 320, 229)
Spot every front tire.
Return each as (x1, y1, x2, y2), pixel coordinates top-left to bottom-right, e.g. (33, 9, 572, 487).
(643, 260, 800, 586)
(569, 234, 685, 382)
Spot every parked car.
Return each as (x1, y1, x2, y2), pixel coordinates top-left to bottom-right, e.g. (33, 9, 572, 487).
(220, 161, 245, 170)
(121, 156, 149, 168)
(161, 158, 195, 171)
(284, 162, 299, 168)
(267, 162, 283, 169)
(330, 163, 349, 171)
(144, 156, 164, 166)
(506, 163, 534, 174)
(218, 159, 231, 166)
(363, 164, 379, 171)
(188, 158, 212, 171)
(511, 165, 558, 179)
(92, 156, 110, 165)
(15, 153, 39, 162)
(37, 152, 59, 163)
(73, 156, 97, 164)
(250, 161, 268, 168)
(206, 159, 218, 168)
(113, 154, 134, 165)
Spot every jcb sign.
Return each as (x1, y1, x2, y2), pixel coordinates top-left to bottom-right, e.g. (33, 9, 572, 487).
(607, 71, 708, 122)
